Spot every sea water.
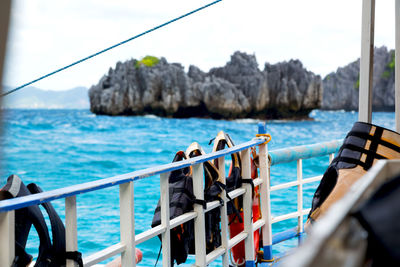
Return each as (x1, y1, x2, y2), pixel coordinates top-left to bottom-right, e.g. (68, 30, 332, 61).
(0, 109, 396, 266)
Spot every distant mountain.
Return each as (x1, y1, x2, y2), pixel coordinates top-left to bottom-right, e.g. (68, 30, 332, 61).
(322, 46, 395, 110)
(1, 86, 89, 109)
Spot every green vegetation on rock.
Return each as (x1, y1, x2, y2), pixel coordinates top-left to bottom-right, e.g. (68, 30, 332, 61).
(354, 74, 360, 90)
(135, 56, 160, 68)
(382, 52, 395, 79)
(388, 52, 395, 70)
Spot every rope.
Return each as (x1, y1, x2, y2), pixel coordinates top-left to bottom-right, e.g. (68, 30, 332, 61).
(255, 133, 272, 145)
(1, 0, 222, 98)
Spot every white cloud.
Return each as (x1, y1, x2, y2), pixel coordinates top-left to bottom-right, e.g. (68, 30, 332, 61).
(3, 0, 396, 91)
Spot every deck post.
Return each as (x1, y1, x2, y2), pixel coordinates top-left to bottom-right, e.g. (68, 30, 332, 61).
(192, 163, 207, 266)
(297, 159, 304, 243)
(396, 0, 400, 132)
(159, 173, 171, 267)
(218, 156, 230, 266)
(0, 0, 11, 99)
(66, 196, 78, 267)
(258, 123, 273, 262)
(0, 211, 14, 266)
(241, 148, 255, 266)
(120, 181, 136, 267)
(358, 0, 375, 123)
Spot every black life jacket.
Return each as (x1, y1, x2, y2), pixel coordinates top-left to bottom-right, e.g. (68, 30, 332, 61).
(152, 146, 223, 266)
(211, 131, 244, 223)
(151, 151, 195, 266)
(307, 122, 400, 225)
(186, 143, 223, 254)
(0, 174, 83, 267)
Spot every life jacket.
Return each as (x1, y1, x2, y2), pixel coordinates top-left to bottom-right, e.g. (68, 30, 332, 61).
(185, 142, 224, 254)
(151, 151, 195, 266)
(307, 122, 400, 226)
(211, 131, 261, 266)
(0, 174, 83, 267)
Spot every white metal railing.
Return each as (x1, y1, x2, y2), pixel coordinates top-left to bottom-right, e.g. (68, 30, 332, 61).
(260, 141, 340, 261)
(0, 123, 342, 267)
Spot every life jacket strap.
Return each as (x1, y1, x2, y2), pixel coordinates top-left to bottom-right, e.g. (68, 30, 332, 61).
(193, 199, 207, 209)
(242, 178, 255, 195)
(332, 156, 369, 170)
(347, 130, 400, 154)
(65, 251, 83, 267)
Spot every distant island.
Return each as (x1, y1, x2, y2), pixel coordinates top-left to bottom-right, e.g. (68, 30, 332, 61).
(3, 46, 395, 115)
(322, 46, 395, 111)
(1, 86, 89, 109)
(89, 52, 322, 119)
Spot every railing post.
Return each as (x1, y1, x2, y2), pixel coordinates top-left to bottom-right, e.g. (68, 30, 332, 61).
(0, 211, 14, 266)
(218, 156, 229, 267)
(396, 0, 400, 132)
(120, 181, 136, 267)
(192, 163, 207, 266)
(359, 0, 375, 123)
(66, 196, 78, 267)
(160, 173, 171, 267)
(241, 148, 255, 267)
(297, 159, 303, 244)
(258, 123, 273, 262)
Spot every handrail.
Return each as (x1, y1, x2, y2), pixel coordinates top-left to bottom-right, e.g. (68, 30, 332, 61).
(0, 138, 265, 213)
(269, 139, 342, 165)
(0, 138, 342, 213)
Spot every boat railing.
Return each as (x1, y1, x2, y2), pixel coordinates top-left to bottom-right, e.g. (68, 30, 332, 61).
(0, 123, 342, 267)
(263, 139, 342, 262)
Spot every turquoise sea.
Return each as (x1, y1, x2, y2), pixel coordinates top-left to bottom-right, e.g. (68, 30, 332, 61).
(0, 109, 396, 266)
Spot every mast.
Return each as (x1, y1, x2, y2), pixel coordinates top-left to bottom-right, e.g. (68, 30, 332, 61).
(396, 0, 400, 132)
(358, 0, 375, 123)
(0, 0, 11, 100)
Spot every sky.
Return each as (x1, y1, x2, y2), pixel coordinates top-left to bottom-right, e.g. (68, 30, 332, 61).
(2, 0, 397, 91)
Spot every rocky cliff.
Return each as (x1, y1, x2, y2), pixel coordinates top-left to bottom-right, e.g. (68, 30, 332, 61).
(322, 46, 395, 110)
(89, 52, 322, 119)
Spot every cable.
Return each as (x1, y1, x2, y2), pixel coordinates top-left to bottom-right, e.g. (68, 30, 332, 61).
(1, 0, 222, 98)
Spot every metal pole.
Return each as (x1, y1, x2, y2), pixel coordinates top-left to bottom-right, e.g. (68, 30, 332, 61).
(120, 182, 136, 267)
(192, 163, 207, 266)
(0, 0, 11, 98)
(66, 196, 78, 267)
(241, 148, 255, 266)
(0, 211, 14, 266)
(396, 0, 400, 132)
(258, 123, 273, 262)
(297, 159, 303, 244)
(359, 0, 375, 123)
(159, 173, 171, 267)
(218, 156, 230, 267)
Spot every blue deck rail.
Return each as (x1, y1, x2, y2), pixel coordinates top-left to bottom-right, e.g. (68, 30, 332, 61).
(0, 123, 342, 266)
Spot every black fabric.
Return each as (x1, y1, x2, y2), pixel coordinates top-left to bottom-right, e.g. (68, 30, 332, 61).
(152, 151, 195, 266)
(65, 251, 83, 267)
(353, 174, 400, 267)
(332, 156, 369, 170)
(1, 175, 83, 267)
(242, 178, 255, 195)
(308, 166, 338, 220)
